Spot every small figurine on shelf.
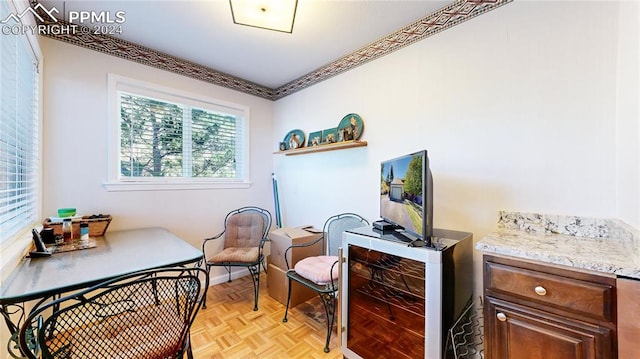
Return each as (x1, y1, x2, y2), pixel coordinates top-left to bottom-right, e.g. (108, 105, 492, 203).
(325, 133, 336, 144)
(279, 142, 287, 151)
(350, 116, 360, 139)
(289, 133, 301, 149)
(340, 126, 354, 141)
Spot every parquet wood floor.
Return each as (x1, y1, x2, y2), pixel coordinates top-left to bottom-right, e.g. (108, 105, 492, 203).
(190, 273, 343, 359)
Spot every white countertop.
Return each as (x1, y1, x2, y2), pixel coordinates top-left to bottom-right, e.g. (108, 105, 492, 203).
(476, 212, 640, 280)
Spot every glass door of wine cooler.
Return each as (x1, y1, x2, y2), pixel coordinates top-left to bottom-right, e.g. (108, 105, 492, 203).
(344, 244, 426, 359)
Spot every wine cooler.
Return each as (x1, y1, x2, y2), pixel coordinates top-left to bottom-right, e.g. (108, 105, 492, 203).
(341, 227, 473, 359)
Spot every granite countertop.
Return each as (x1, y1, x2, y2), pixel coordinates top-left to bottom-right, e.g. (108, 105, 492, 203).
(476, 212, 640, 280)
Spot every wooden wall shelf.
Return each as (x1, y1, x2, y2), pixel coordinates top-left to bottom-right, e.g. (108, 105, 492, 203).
(273, 140, 367, 156)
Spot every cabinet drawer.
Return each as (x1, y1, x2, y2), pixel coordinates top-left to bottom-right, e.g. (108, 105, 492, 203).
(485, 260, 614, 322)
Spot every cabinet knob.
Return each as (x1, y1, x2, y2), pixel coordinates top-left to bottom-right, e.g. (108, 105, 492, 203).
(496, 312, 507, 322)
(534, 286, 547, 296)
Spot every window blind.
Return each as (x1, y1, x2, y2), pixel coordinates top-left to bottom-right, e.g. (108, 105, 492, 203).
(118, 91, 244, 181)
(0, 1, 40, 244)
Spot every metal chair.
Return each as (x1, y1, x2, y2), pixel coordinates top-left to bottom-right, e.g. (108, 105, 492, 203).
(18, 267, 207, 359)
(201, 206, 272, 311)
(282, 213, 369, 353)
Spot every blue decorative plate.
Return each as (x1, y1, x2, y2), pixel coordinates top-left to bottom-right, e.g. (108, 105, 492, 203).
(283, 129, 305, 150)
(337, 113, 364, 141)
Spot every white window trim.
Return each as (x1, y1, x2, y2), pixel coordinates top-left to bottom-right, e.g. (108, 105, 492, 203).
(105, 74, 251, 191)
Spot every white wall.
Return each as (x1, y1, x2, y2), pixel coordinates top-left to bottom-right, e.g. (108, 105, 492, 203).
(272, 1, 640, 295)
(38, 0, 639, 296)
(40, 38, 275, 281)
(616, 0, 640, 228)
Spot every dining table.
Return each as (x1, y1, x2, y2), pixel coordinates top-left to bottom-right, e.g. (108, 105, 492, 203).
(0, 227, 203, 358)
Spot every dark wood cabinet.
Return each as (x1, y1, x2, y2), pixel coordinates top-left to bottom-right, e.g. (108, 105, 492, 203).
(483, 255, 617, 359)
(617, 277, 640, 359)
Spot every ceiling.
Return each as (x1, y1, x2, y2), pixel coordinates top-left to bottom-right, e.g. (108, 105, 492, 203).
(36, 0, 510, 99)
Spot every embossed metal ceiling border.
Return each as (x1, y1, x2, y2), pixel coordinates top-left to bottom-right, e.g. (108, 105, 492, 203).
(35, 0, 512, 101)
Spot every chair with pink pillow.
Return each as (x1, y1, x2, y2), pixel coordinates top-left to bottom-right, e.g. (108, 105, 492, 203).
(282, 213, 369, 353)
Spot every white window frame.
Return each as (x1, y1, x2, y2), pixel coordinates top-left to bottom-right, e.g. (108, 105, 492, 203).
(105, 74, 251, 191)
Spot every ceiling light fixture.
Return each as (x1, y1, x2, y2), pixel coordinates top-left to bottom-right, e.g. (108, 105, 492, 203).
(229, 0, 298, 33)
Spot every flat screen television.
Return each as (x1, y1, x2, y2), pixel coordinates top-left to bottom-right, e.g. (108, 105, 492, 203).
(379, 150, 433, 244)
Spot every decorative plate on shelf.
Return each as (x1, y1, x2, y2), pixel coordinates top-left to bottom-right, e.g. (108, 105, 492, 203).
(283, 129, 305, 150)
(337, 113, 364, 142)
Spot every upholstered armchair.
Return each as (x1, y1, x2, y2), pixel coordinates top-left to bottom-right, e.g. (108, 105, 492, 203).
(201, 206, 272, 311)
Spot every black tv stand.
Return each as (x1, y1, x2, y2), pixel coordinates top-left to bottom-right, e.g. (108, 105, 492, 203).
(373, 221, 434, 248)
(408, 238, 423, 246)
(411, 236, 437, 248)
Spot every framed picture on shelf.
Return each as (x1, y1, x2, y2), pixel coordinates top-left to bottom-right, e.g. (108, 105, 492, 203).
(307, 131, 323, 147)
(322, 127, 338, 144)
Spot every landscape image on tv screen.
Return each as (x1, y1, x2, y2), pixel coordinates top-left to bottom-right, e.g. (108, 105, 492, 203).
(380, 152, 424, 237)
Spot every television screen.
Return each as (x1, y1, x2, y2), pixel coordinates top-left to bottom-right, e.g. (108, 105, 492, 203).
(380, 150, 433, 241)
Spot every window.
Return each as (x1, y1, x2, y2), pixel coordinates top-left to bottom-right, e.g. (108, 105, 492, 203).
(106, 75, 250, 191)
(0, 0, 41, 245)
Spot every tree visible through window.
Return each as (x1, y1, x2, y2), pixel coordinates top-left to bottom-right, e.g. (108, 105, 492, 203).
(118, 92, 242, 180)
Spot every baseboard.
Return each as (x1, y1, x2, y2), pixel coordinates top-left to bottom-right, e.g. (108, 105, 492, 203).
(207, 268, 251, 286)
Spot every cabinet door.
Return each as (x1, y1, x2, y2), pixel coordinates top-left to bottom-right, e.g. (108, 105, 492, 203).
(618, 277, 640, 359)
(485, 297, 613, 359)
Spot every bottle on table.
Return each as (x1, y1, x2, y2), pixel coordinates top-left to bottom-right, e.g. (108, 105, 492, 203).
(62, 218, 73, 243)
(80, 222, 89, 242)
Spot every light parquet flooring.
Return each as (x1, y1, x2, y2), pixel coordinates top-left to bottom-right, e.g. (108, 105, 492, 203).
(190, 273, 343, 359)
